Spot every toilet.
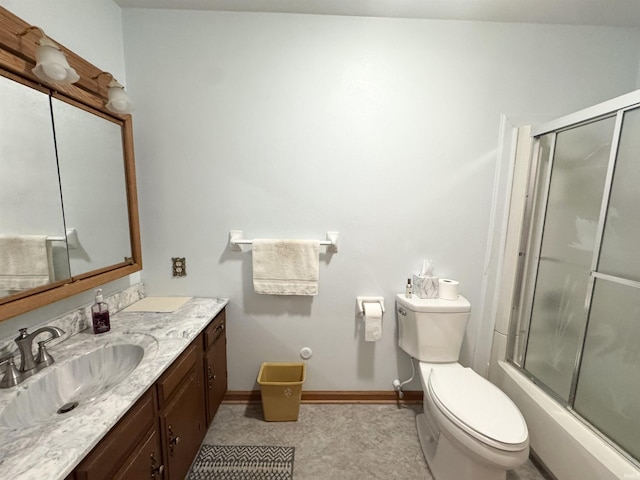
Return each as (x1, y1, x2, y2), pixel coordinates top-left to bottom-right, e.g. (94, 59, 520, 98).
(396, 293, 529, 480)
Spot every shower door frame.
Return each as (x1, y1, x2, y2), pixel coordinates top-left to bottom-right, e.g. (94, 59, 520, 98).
(506, 89, 640, 465)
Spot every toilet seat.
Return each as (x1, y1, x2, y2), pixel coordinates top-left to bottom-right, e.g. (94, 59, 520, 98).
(427, 367, 528, 452)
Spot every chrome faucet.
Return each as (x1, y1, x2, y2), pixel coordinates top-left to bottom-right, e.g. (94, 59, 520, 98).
(0, 327, 66, 387)
(15, 327, 65, 373)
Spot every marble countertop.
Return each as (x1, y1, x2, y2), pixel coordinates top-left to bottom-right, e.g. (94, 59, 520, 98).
(0, 296, 228, 480)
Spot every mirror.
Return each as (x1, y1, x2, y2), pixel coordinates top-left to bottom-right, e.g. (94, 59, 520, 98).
(0, 6, 141, 322)
(0, 73, 72, 295)
(52, 97, 132, 277)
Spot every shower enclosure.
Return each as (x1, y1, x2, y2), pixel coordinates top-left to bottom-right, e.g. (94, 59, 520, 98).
(507, 97, 640, 465)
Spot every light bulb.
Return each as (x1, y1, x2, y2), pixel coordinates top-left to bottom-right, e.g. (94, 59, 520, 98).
(106, 86, 133, 114)
(32, 43, 79, 84)
(41, 63, 67, 81)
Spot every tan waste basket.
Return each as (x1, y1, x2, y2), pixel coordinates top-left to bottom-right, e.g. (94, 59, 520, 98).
(257, 362, 306, 421)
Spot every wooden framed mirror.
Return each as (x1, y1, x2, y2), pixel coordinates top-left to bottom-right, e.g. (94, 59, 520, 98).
(0, 7, 141, 322)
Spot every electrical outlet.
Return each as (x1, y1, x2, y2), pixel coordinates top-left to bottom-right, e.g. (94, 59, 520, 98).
(172, 257, 186, 277)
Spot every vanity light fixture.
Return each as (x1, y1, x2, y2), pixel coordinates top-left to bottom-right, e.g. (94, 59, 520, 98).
(93, 72, 134, 114)
(17, 26, 79, 84)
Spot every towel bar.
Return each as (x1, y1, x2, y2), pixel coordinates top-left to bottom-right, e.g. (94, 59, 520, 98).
(229, 230, 338, 253)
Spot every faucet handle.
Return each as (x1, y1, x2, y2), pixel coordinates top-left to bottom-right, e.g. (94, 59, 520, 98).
(0, 355, 15, 366)
(36, 341, 55, 367)
(0, 356, 21, 388)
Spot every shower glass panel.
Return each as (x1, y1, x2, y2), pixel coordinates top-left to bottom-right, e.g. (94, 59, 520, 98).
(572, 106, 640, 462)
(511, 134, 553, 365)
(598, 107, 640, 282)
(574, 279, 640, 461)
(523, 116, 615, 401)
(510, 95, 640, 464)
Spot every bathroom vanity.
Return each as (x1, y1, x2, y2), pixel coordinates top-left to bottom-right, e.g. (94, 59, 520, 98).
(0, 297, 228, 480)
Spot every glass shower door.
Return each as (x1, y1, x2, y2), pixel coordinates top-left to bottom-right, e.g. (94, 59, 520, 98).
(510, 97, 640, 464)
(573, 106, 640, 461)
(523, 116, 615, 401)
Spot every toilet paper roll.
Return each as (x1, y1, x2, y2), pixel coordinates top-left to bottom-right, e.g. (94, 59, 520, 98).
(363, 303, 383, 342)
(438, 278, 459, 300)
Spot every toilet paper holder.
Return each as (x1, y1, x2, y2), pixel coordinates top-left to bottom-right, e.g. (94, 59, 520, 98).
(356, 296, 385, 315)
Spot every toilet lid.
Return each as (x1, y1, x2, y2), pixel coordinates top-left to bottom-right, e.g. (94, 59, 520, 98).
(428, 368, 528, 450)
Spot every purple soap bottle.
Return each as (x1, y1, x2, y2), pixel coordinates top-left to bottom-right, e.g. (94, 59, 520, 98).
(91, 289, 111, 334)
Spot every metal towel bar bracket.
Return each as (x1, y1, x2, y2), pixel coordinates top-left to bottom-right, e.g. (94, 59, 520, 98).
(229, 230, 338, 253)
(46, 228, 79, 249)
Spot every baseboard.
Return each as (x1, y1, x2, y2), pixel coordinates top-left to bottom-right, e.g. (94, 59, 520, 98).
(224, 391, 261, 403)
(223, 390, 423, 405)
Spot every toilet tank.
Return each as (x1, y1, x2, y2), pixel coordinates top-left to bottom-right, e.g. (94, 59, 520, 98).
(396, 294, 471, 362)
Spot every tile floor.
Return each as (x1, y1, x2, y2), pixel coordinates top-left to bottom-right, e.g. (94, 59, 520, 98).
(201, 403, 550, 479)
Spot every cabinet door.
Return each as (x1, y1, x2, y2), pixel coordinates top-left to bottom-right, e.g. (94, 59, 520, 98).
(203, 310, 227, 426)
(113, 426, 164, 480)
(157, 343, 199, 409)
(160, 368, 205, 480)
(75, 389, 156, 480)
(205, 332, 227, 424)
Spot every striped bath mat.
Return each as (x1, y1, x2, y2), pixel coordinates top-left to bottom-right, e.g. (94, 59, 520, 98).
(187, 445, 295, 480)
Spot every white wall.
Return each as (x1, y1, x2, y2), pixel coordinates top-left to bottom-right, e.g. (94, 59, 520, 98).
(121, 9, 640, 391)
(0, 1, 136, 341)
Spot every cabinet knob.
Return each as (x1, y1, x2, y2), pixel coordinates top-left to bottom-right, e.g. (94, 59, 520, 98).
(208, 366, 216, 388)
(150, 452, 164, 479)
(168, 425, 181, 456)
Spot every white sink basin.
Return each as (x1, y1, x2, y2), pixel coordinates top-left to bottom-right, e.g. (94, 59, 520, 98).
(0, 344, 144, 429)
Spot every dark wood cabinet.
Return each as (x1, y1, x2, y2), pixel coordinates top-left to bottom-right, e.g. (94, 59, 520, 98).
(75, 389, 157, 480)
(113, 426, 164, 480)
(73, 307, 227, 480)
(157, 342, 202, 410)
(160, 368, 205, 479)
(204, 310, 227, 425)
(157, 341, 206, 480)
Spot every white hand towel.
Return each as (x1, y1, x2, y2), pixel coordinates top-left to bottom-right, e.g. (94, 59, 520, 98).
(252, 239, 320, 295)
(0, 235, 54, 291)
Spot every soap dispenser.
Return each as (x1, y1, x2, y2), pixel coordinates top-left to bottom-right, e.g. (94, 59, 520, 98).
(405, 278, 413, 298)
(91, 289, 111, 334)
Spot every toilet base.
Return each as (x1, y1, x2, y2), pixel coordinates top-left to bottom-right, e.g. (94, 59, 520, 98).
(416, 413, 508, 480)
(416, 412, 438, 464)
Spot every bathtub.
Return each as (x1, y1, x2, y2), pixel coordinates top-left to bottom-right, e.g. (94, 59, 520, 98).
(493, 360, 640, 480)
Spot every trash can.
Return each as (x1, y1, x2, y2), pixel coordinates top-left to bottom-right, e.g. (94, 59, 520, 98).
(257, 362, 306, 421)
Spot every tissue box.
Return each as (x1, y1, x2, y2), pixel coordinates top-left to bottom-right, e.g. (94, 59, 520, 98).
(413, 275, 439, 299)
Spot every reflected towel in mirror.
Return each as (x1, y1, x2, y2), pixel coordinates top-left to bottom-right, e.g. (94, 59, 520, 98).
(0, 235, 54, 291)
